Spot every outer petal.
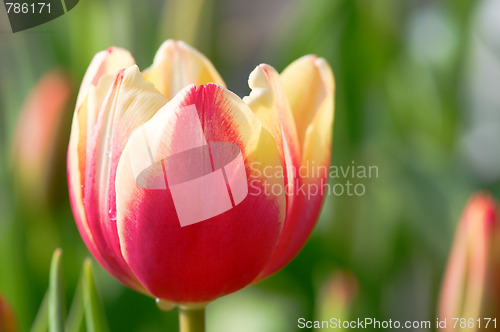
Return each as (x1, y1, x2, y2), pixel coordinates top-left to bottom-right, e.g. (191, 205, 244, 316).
(259, 56, 335, 278)
(243, 64, 301, 189)
(116, 83, 285, 303)
(282, 56, 335, 150)
(75, 47, 135, 110)
(143, 40, 225, 100)
(68, 64, 168, 293)
(68, 48, 136, 285)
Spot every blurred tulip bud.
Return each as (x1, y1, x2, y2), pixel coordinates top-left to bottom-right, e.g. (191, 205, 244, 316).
(67, 40, 334, 305)
(0, 293, 17, 332)
(438, 193, 500, 331)
(11, 70, 73, 206)
(316, 272, 358, 331)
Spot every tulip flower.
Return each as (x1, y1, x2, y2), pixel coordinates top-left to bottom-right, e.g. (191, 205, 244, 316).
(67, 40, 334, 329)
(0, 293, 17, 332)
(11, 69, 73, 206)
(438, 193, 500, 331)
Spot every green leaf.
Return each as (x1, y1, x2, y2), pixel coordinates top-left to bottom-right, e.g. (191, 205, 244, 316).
(64, 278, 84, 332)
(82, 259, 109, 332)
(48, 249, 65, 332)
(30, 292, 48, 332)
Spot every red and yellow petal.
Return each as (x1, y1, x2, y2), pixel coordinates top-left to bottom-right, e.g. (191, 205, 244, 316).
(69, 47, 137, 258)
(115, 83, 285, 303)
(143, 40, 225, 100)
(68, 65, 167, 293)
(259, 56, 335, 278)
(244, 64, 301, 191)
(76, 47, 135, 111)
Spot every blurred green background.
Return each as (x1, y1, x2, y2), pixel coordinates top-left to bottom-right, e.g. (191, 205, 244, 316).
(1, 0, 500, 330)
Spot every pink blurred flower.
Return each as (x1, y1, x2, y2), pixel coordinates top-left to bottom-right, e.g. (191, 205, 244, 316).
(11, 70, 72, 204)
(0, 293, 17, 332)
(316, 271, 358, 326)
(438, 193, 500, 330)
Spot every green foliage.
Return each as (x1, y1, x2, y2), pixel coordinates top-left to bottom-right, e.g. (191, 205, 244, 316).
(29, 250, 109, 332)
(81, 259, 109, 332)
(49, 249, 65, 332)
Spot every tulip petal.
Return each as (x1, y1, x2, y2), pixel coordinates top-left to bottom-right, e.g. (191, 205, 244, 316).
(69, 65, 168, 293)
(244, 64, 301, 191)
(69, 47, 136, 263)
(76, 47, 135, 111)
(68, 89, 107, 277)
(281, 55, 335, 151)
(143, 40, 225, 100)
(259, 56, 335, 278)
(116, 83, 285, 303)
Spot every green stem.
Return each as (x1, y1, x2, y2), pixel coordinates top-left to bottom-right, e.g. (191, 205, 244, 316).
(179, 306, 205, 332)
